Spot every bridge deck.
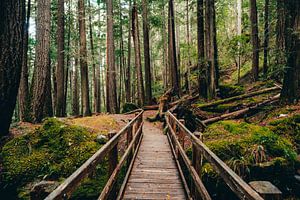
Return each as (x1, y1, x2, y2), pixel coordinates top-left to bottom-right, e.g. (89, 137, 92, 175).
(122, 121, 187, 200)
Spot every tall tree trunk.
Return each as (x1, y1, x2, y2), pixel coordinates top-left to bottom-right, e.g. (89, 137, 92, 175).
(106, 0, 118, 113)
(237, 0, 242, 83)
(276, 0, 286, 80)
(32, 0, 52, 122)
(162, 0, 169, 90)
(19, 0, 31, 122)
(125, 0, 132, 103)
(78, 0, 91, 116)
(281, 0, 300, 102)
(0, 0, 25, 135)
(56, 0, 65, 117)
(212, 1, 219, 88)
(132, 0, 145, 106)
(168, 0, 180, 95)
(205, 0, 217, 99)
(98, 6, 102, 111)
(64, 0, 72, 115)
(197, 0, 206, 98)
(142, 0, 152, 104)
(185, 0, 191, 94)
(88, 0, 100, 113)
(263, 0, 269, 78)
(72, 57, 80, 115)
(250, 0, 259, 81)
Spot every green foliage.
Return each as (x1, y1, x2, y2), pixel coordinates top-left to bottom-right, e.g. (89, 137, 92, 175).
(1, 118, 102, 197)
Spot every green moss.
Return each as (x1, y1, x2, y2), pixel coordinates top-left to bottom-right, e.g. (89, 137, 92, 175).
(1, 118, 103, 198)
(204, 120, 297, 162)
(121, 103, 139, 113)
(219, 84, 245, 98)
(269, 114, 300, 153)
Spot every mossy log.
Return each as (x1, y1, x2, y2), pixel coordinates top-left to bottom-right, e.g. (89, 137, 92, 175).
(203, 94, 280, 125)
(196, 86, 280, 109)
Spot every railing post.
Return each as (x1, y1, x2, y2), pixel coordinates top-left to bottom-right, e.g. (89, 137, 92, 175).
(108, 131, 118, 199)
(191, 131, 201, 199)
(127, 126, 133, 168)
(178, 119, 185, 150)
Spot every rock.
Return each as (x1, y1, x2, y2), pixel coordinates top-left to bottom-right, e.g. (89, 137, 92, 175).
(30, 180, 59, 200)
(96, 134, 108, 144)
(249, 181, 282, 200)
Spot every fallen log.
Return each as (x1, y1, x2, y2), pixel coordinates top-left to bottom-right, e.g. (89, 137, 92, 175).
(202, 94, 280, 125)
(196, 86, 280, 109)
(144, 94, 199, 111)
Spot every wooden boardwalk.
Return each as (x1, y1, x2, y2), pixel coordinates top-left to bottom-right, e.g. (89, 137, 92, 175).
(122, 121, 187, 200)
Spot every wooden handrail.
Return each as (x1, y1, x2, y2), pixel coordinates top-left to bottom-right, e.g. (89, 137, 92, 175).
(45, 110, 144, 200)
(166, 111, 263, 200)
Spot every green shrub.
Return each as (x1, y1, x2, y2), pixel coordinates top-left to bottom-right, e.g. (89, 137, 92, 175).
(219, 84, 245, 98)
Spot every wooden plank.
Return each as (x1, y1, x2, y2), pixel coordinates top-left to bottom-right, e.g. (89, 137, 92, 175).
(122, 120, 187, 199)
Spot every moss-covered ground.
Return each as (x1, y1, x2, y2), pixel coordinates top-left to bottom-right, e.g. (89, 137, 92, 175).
(0, 118, 116, 199)
(193, 113, 300, 199)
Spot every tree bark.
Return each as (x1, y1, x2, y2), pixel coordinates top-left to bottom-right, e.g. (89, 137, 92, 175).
(168, 0, 180, 95)
(263, 0, 270, 78)
(56, 0, 65, 117)
(276, 0, 286, 79)
(19, 0, 31, 122)
(32, 0, 52, 122)
(72, 57, 80, 116)
(281, 0, 300, 103)
(78, 0, 91, 116)
(125, 0, 132, 103)
(250, 0, 259, 81)
(106, 0, 119, 113)
(142, 0, 152, 105)
(132, 0, 145, 106)
(205, 0, 217, 99)
(197, 0, 206, 98)
(237, 0, 242, 83)
(0, 0, 25, 135)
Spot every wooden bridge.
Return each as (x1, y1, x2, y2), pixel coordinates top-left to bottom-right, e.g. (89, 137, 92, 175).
(45, 110, 264, 200)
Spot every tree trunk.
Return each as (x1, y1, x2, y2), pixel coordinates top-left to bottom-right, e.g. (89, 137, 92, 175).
(72, 57, 80, 116)
(0, 0, 25, 135)
(78, 0, 91, 116)
(19, 0, 31, 122)
(281, 0, 300, 103)
(263, 0, 269, 78)
(32, 0, 52, 122)
(197, 0, 206, 98)
(88, 0, 100, 113)
(56, 0, 65, 117)
(205, 0, 217, 99)
(125, 0, 132, 103)
(106, 0, 119, 113)
(168, 0, 180, 95)
(250, 0, 259, 81)
(162, 0, 169, 90)
(237, 0, 242, 83)
(142, 0, 152, 105)
(276, 0, 286, 79)
(64, 0, 72, 115)
(132, 0, 145, 106)
(185, 0, 191, 94)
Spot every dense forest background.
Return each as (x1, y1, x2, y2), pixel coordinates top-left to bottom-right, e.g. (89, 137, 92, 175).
(0, 0, 300, 199)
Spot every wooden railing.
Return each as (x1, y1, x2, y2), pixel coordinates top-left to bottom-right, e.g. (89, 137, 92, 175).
(45, 110, 144, 200)
(165, 111, 264, 200)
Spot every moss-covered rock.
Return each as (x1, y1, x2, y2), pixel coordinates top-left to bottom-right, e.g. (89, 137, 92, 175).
(1, 118, 104, 199)
(269, 114, 300, 153)
(121, 103, 139, 113)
